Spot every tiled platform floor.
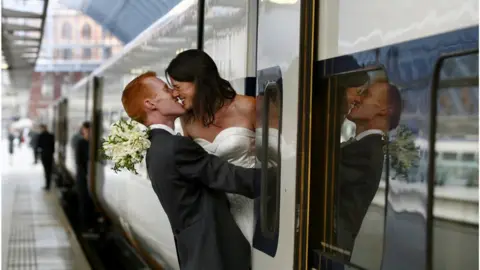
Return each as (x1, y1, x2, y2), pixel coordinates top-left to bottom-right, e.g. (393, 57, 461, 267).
(2, 140, 91, 270)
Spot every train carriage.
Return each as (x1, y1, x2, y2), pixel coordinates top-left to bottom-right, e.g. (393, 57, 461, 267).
(46, 0, 478, 269)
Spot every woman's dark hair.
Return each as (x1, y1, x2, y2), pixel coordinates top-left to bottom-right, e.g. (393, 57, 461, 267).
(165, 49, 236, 126)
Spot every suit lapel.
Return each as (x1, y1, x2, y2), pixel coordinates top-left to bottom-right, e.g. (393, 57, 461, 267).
(146, 128, 183, 268)
(146, 129, 173, 175)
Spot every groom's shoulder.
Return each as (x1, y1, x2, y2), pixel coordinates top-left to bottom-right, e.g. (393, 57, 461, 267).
(149, 133, 199, 154)
(147, 133, 176, 156)
(171, 135, 202, 150)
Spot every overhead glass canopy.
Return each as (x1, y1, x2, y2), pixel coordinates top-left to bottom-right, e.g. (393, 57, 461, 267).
(2, 0, 49, 90)
(59, 0, 181, 44)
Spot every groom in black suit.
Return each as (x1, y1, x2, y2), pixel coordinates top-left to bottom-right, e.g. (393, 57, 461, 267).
(336, 78, 402, 259)
(122, 71, 262, 270)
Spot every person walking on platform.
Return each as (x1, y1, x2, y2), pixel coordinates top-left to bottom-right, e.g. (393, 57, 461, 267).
(18, 130, 24, 148)
(8, 129, 15, 165)
(29, 127, 40, 164)
(37, 124, 55, 191)
(75, 121, 96, 234)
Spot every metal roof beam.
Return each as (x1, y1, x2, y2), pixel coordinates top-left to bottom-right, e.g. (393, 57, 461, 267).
(4, 33, 41, 41)
(1, 0, 49, 92)
(2, 8, 43, 18)
(3, 23, 41, 32)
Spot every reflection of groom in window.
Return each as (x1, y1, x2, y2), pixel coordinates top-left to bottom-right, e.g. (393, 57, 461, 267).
(460, 87, 475, 114)
(439, 93, 453, 115)
(339, 73, 370, 117)
(336, 78, 402, 259)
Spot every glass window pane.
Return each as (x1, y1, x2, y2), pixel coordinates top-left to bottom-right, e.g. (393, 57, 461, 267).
(203, 0, 250, 93)
(336, 68, 390, 270)
(433, 52, 478, 270)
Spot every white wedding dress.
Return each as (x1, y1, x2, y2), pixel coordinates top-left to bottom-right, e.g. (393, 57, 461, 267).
(193, 127, 257, 245)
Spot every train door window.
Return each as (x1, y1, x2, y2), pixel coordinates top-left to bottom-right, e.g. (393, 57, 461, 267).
(461, 153, 475, 162)
(91, 77, 104, 164)
(432, 50, 478, 270)
(310, 64, 393, 270)
(252, 66, 282, 256)
(442, 152, 457, 160)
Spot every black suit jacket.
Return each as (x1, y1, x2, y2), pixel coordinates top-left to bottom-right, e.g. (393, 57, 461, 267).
(336, 134, 385, 256)
(146, 129, 261, 270)
(75, 138, 89, 170)
(37, 131, 55, 159)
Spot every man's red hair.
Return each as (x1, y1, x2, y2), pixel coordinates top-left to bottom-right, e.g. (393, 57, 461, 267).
(121, 71, 157, 124)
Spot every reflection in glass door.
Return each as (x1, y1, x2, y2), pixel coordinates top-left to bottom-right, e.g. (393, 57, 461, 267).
(431, 50, 479, 270)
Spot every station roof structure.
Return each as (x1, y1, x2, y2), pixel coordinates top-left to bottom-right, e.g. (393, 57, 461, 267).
(2, 0, 49, 90)
(59, 0, 181, 44)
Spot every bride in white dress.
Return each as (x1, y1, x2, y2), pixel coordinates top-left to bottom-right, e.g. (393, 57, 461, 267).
(165, 49, 258, 245)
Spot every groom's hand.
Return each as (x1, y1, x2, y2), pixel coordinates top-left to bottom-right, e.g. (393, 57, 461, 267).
(174, 136, 261, 198)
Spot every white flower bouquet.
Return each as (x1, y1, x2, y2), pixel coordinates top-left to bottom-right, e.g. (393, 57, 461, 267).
(101, 118, 151, 175)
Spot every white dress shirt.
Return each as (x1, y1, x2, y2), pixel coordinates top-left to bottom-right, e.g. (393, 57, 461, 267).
(355, 129, 384, 141)
(149, 124, 176, 135)
(341, 129, 385, 148)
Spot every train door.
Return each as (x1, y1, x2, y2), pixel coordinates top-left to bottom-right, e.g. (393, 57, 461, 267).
(54, 98, 69, 187)
(89, 77, 105, 211)
(310, 62, 391, 270)
(430, 50, 478, 270)
(308, 2, 479, 270)
(58, 99, 68, 169)
(252, 0, 316, 269)
(52, 103, 59, 164)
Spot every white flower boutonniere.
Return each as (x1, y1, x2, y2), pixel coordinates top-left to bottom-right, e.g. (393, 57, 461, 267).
(101, 118, 151, 175)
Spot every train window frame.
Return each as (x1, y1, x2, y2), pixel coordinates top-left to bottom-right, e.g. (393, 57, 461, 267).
(428, 48, 479, 270)
(310, 63, 390, 270)
(461, 153, 475, 162)
(442, 152, 457, 160)
(252, 66, 283, 257)
(260, 80, 282, 237)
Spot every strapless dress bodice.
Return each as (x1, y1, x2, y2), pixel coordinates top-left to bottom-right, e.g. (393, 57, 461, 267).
(193, 127, 257, 245)
(193, 127, 256, 169)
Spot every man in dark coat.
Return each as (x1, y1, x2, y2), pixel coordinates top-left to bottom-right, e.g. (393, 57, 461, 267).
(75, 121, 96, 233)
(336, 79, 402, 259)
(29, 127, 40, 164)
(36, 124, 55, 190)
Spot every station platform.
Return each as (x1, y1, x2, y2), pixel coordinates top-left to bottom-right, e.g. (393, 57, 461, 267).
(1, 141, 91, 270)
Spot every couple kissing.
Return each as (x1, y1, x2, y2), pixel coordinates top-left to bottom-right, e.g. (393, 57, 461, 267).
(120, 49, 267, 270)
